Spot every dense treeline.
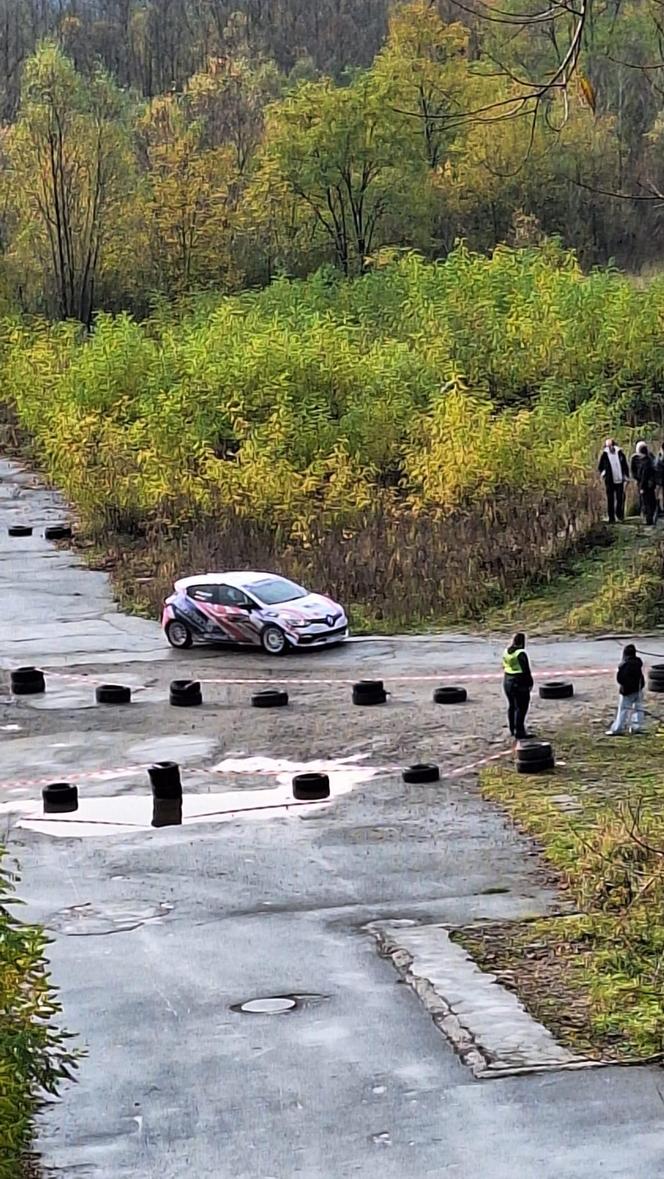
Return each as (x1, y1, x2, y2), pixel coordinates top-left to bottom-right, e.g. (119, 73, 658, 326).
(2, 2, 664, 322)
(2, 242, 659, 622)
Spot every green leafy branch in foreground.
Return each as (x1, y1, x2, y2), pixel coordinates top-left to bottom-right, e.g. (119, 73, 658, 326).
(0, 851, 78, 1179)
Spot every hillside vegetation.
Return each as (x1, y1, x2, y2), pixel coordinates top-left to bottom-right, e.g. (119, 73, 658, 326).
(2, 242, 661, 626)
(3, 4, 664, 323)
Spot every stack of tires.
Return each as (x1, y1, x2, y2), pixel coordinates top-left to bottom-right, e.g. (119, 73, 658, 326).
(515, 740, 555, 774)
(11, 666, 45, 696)
(647, 664, 664, 694)
(402, 763, 440, 783)
(352, 680, 387, 706)
(292, 773, 330, 800)
(251, 689, 289, 708)
(148, 761, 183, 827)
(42, 783, 78, 814)
(95, 684, 131, 705)
(433, 686, 467, 705)
(169, 679, 202, 707)
(539, 681, 574, 700)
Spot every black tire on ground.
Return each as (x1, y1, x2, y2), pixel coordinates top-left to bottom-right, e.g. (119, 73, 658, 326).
(10, 666, 45, 695)
(148, 761, 183, 800)
(42, 783, 78, 813)
(352, 680, 387, 706)
(648, 663, 664, 676)
(251, 689, 289, 708)
(292, 772, 330, 800)
(515, 740, 553, 763)
(169, 679, 202, 707)
(516, 756, 555, 774)
(539, 681, 574, 700)
(44, 524, 72, 541)
(8, 525, 32, 537)
(402, 762, 440, 784)
(152, 797, 183, 827)
(165, 620, 193, 649)
(95, 683, 132, 705)
(261, 625, 289, 656)
(433, 686, 467, 705)
(647, 678, 664, 693)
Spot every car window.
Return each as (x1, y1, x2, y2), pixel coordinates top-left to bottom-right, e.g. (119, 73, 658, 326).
(217, 584, 253, 608)
(250, 577, 307, 605)
(186, 584, 216, 603)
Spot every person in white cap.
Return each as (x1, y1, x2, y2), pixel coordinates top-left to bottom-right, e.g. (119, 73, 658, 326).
(597, 438, 629, 523)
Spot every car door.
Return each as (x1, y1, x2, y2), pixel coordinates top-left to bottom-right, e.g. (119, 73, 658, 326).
(213, 584, 262, 645)
(183, 583, 229, 640)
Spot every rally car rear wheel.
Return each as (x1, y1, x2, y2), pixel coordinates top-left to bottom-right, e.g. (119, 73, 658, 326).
(261, 625, 288, 656)
(165, 620, 193, 649)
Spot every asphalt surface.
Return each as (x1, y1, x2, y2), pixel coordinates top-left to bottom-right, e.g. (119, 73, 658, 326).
(1, 460, 663, 1179)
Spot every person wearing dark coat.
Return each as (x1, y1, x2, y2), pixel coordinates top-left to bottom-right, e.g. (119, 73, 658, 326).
(607, 643, 645, 735)
(655, 442, 664, 516)
(632, 442, 657, 525)
(502, 631, 534, 740)
(598, 438, 629, 523)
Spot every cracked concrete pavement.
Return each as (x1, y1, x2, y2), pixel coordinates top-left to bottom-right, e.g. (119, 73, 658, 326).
(0, 459, 663, 1178)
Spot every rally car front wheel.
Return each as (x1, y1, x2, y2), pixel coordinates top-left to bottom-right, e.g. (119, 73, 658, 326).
(261, 624, 289, 656)
(165, 620, 193, 649)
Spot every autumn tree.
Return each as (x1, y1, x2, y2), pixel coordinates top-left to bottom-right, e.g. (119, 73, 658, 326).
(258, 76, 408, 275)
(136, 93, 240, 294)
(372, 2, 471, 170)
(5, 43, 136, 323)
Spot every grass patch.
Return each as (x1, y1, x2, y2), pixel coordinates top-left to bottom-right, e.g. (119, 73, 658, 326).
(485, 519, 664, 636)
(454, 725, 664, 1061)
(0, 852, 78, 1178)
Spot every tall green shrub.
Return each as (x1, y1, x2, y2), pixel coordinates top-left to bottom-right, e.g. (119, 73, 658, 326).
(0, 851, 77, 1178)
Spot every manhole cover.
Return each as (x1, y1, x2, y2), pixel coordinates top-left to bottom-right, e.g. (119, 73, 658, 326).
(238, 997, 297, 1014)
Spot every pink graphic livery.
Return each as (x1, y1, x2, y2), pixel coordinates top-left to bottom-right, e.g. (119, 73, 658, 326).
(162, 571, 348, 656)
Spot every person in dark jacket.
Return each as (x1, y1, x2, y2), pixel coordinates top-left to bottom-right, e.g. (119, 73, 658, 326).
(632, 442, 657, 525)
(502, 632, 534, 740)
(606, 644, 645, 735)
(597, 438, 629, 523)
(655, 442, 664, 516)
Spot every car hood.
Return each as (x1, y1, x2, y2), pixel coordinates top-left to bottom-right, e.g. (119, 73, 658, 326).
(266, 593, 344, 622)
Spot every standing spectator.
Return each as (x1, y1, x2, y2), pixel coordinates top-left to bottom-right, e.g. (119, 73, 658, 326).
(502, 632, 533, 741)
(606, 644, 645, 735)
(598, 438, 629, 524)
(633, 442, 657, 525)
(655, 441, 664, 517)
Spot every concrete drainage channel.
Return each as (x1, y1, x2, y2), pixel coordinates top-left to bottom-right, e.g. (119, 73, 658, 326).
(369, 921, 600, 1079)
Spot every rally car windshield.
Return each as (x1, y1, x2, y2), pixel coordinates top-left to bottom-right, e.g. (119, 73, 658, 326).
(249, 578, 308, 605)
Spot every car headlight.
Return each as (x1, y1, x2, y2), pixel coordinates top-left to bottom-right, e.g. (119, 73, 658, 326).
(292, 619, 312, 628)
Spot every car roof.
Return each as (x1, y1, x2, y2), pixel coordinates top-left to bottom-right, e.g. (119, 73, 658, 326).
(174, 571, 289, 591)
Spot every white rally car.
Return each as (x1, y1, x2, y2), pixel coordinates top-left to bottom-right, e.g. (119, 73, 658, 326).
(161, 571, 348, 655)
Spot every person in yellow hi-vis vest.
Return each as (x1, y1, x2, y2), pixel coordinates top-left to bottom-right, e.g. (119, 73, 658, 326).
(502, 632, 534, 741)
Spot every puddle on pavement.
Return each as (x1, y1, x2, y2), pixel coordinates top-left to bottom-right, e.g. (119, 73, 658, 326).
(0, 755, 383, 838)
(49, 901, 173, 936)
